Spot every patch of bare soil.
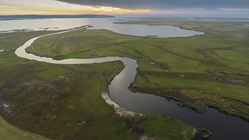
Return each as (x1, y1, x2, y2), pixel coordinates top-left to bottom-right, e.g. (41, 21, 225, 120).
(101, 91, 142, 117)
(139, 135, 156, 140)
(23, 79, 64, 94)
(90, 54, 99, 58)
(0, 88, 11, 114)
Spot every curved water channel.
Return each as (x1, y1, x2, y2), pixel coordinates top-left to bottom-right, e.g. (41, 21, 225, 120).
(14, 28, 249, 140)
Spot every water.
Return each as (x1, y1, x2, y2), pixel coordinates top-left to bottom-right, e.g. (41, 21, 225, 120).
(228, 78, 244, 83)
(233, 20, 249, 22)
(0, 18, 204, 38)
(14, 28, 249, 140)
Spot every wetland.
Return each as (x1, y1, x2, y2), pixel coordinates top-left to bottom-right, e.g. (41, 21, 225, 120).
(1, 17, 249, 140)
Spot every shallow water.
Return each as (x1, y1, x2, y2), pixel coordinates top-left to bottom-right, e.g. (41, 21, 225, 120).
(228, 78, 244, 83)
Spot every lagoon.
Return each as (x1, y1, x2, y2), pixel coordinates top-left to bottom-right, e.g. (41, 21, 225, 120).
(0, 18, 204, 38)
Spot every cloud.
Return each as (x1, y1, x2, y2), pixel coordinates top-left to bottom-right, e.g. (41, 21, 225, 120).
(57, 0, 249, 10)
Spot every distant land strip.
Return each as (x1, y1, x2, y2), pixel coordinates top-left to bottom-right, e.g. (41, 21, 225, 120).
(0, 14, 115, 20)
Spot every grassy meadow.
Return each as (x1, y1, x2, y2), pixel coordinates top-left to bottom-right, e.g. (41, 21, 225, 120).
(0, 116, 48, 140)
(0, 30, 195, 139)
(27, 18, 249, 121)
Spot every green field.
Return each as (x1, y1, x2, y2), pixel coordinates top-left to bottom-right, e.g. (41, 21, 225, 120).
(26, 18, 249, 121)
(0, 116, 48, 140)
(0, 30, 195, 139)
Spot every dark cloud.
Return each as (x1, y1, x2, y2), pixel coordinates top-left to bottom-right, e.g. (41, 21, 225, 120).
(57, 0, 249, 9)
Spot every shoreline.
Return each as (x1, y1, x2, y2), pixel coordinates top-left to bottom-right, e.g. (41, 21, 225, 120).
(101, 91, 142, 117)
(14, 25, 246, 140)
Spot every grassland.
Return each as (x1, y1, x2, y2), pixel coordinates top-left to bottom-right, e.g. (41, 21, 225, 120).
(26, 18, 249, 122)
(0, 116, 48, 140)
(0, 31, 195, 139)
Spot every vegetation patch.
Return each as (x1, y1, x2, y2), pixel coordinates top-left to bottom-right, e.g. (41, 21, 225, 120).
(0, 31, 195, 139)
(197, 128, 212, 139)
(130, 85, 249, 121)
(0, 116, 48, 140)
(23, 18, 249, 137)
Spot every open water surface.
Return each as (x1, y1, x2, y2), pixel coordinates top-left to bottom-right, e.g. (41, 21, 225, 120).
(0, 18, 204, 38)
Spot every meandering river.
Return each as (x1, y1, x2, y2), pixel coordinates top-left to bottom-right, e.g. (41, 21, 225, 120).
(0, 17, 246, 140)
(14, 28, 249, 140)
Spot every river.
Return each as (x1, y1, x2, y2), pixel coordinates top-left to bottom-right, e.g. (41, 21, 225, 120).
(0, 17, 247, 140)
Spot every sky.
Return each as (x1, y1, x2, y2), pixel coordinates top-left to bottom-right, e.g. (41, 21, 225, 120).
(0, 0, 249, 17)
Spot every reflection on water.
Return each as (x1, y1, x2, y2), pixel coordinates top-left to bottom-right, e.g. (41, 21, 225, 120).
(0, 18, 204, 38)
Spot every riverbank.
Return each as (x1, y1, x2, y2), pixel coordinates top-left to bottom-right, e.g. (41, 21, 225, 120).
(0, 29, 195, 139)
(130, 85, 249, 121)
(101, 91, 140, 117)
(24, 18, 249, 139)
(27, 23, 249, 119)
